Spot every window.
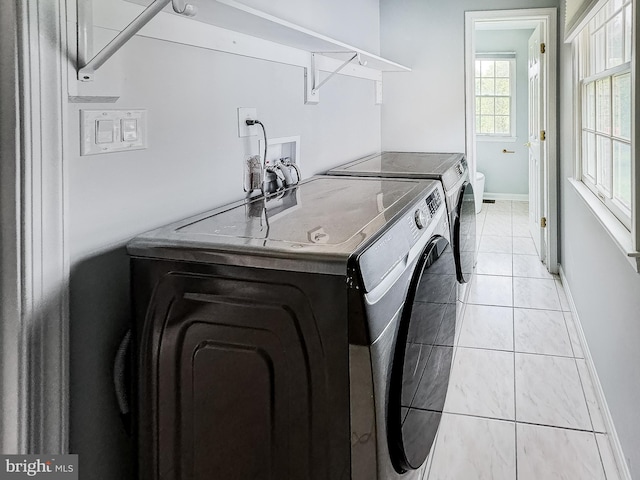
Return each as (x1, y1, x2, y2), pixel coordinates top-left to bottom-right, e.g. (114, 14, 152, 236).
(577, 0, 633, 229)
(475, 56, 516, 137)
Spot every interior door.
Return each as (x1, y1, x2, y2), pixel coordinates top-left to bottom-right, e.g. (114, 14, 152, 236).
(527, 25, 545, 260)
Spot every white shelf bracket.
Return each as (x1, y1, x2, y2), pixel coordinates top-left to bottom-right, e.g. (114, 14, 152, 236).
(305, 51, 369, 103)
(311, 52, 367, 95)
(77, 0, 197, 81)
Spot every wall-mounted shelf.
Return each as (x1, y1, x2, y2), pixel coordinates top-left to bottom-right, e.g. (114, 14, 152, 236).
(195, 0, 411, 103)
(93, 0, 412, 103)
(163, 0, 411, 73)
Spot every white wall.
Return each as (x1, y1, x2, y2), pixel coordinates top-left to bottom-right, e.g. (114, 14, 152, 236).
(476, 29, 532, 196)
(558, 3, 640, 474)
(380, 0, 558, 152)
(236, 0, 380, 54)
(67, 1, 381, 477)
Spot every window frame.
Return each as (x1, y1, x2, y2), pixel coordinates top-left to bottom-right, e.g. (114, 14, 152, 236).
(474, 55, 517, 141)
(571, 0, 640, 271)
(576, 0, 633, 229)
(580, 66, 632, 229)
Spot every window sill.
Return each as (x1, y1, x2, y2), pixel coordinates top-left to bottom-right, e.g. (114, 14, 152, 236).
(476, 136, 518, 143)
(569, 178, 640, 273)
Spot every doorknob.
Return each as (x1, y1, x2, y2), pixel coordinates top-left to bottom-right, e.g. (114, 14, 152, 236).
(524, 142, 532, 147)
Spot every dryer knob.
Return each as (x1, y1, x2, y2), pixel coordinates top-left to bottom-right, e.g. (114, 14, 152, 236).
(414, 209, 428, 229)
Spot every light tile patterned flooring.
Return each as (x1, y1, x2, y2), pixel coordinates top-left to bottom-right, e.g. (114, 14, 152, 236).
(422, 200, 621, 480)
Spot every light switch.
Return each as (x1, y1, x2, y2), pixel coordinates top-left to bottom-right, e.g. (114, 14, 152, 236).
(96, 119, 114, 144)
(80, 109, 147, 156)
(121, 118, 138, 142)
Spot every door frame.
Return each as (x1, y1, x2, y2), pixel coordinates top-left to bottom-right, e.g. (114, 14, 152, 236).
(464, 8, 558, 273)
(0, 0, 70, 454)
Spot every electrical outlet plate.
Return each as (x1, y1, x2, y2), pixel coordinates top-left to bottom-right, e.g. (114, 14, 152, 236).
(237, 107, 257, 137)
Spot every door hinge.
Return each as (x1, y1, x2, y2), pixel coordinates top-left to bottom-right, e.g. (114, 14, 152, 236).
(540, 130, 546, 141)
(540, 216, 547, 228)
(540, 42, 546, 54)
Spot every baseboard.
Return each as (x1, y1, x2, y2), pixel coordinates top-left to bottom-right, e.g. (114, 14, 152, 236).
(483, 192, 529, 202)
(558, 265, 632, 480)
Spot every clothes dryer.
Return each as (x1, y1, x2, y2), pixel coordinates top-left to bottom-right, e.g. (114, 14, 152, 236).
(327, 152, 476, 305)
(127, 176, 455, 480)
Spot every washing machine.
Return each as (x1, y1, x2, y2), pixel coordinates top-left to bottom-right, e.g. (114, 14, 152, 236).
(127, 175, 456, 480)
(327, 151, 476, 304)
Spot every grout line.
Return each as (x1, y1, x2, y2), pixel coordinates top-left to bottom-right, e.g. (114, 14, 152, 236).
(467, 299, 563, 312)
(512, 304, 567, 313)
(516, 420, 597, 434)
(476, 269, 556, 280)
(508, 220, 518, 478)
(467, 300, 553, 310)
(444, 410, 516, 425)
(511, 273, 555, 279)
(474, 271, 516, 278)
(512, 350, 578, 360)
(513, 285, 519, 480)
(593, 432, 617, 480)
(455, 345, 513, 354)
(572, 355, 611, 473)
(573, 355, 598, 433)
(442, 410, 598, 435)
(455, 343, 579, 360)
(594, 431, 610, 480)
(559, 292, 579, 359)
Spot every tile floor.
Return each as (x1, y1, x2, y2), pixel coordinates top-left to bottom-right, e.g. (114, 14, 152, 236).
(421, 200, 621, 480)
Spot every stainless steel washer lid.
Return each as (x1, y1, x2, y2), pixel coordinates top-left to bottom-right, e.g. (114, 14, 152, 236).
(127, 176, 441, 275)
(327, 151, 467, 191)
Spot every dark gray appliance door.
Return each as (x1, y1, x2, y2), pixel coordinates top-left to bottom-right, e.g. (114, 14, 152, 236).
(136, 271, 347, 480)
(387, 236, 457, 473)
(453, 181, 476, 283)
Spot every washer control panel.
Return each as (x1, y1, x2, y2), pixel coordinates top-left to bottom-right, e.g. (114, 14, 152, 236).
(407, 185, 445, 241)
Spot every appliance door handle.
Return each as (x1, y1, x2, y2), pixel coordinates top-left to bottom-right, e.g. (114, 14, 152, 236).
(364, 255, 408, 305)
(364, 208, 445, 305)
(114, 329, 132, 434)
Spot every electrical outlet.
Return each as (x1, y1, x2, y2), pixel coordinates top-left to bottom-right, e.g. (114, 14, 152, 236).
(237, 107, 257, 137)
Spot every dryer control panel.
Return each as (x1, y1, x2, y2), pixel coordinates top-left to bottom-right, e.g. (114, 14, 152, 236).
(441, 156, 468, 191)
(413, 188, 442, 229)
(359, 182, 447, 293)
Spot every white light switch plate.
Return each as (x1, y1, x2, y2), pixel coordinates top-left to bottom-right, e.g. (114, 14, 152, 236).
(81, 109, 147, 155)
